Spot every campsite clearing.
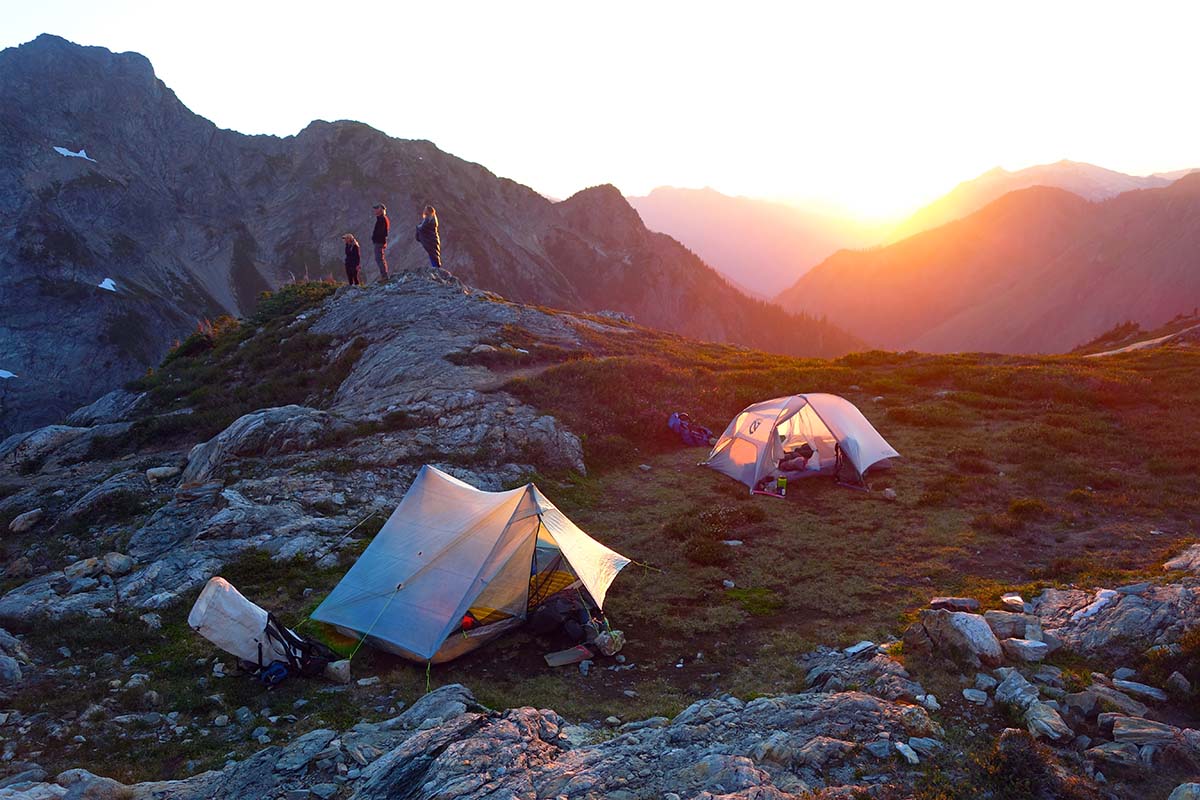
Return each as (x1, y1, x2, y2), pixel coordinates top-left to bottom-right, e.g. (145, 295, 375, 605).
(5, 311, 1200, 784)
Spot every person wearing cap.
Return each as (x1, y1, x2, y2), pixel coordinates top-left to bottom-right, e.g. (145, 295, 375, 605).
(371, 203, 390, 282)
(415, 205, 442, 273)
(342, 233, 361, 285)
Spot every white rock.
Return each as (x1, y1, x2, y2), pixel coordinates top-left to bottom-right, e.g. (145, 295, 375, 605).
(1001, 638, 1048, 662)
(894, 741, 920, 764)
(1000, 593, 1025, 611)
(8, 508, 44, 533)
(843, 641, 876, 656)
(146, 466, 181, 482)
(1168, 783, 1200, 800)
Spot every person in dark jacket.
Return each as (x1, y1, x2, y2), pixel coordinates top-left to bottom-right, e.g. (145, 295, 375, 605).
(371, 203, 389, 281)
(415, 205, 442, 272)
(342, 233, 361, 285)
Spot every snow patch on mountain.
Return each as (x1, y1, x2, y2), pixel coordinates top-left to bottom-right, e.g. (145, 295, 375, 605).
(53, 146, 97, 162)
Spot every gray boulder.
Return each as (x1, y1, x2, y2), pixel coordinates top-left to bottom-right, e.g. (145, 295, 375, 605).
(56, 470, 150, 527)
(1024, 702, 1072, 741)
(181, 405, 350, 484)
(904, 609, 1003, 668)
(1000, 637, 1048, 662)
(1111, 715, 1180, 747)
(7, 507, 43, 533)
(65, 389, 146, 427)
(995, 671, 1040, 711)
(1111, 678, 1167, 702)
(0, 425, 90, 473)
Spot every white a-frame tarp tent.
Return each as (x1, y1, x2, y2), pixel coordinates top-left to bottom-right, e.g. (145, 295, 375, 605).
(311, 465, 630, 663)
(702, 393, 899, 491)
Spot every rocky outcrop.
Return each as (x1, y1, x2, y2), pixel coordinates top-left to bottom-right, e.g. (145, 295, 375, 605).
(1032, 581, 1200, 660)
(64, 390, 146, 427)
(180, 406, 350, 484)
(0, 628, 32, 700)
(800, 642, 925, 701)
(55, 469, 149, 528)
(0, 422, 132, 475)
(4, 684, 944, 800)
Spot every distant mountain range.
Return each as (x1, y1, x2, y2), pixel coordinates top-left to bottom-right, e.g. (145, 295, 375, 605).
(628, 161, 1199, 300)
(775, 174, 1200, 353)
(890, 159, 1199, 240)
(627, 187, 886, 297)
(0, 35, 860, 436)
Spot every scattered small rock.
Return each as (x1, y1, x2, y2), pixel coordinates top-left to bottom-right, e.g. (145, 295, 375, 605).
(929, 596, 980, 612)
(324, 660, 351, 684)
(962, 688, 988, 705)
(146, 465, 182, 482)
(1000, 593, 1025, 612)
(1167, 671, 1192, 695)
(894, 740, 920, 764)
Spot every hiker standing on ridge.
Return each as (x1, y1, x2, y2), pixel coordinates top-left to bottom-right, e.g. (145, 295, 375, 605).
(415, 205, 443, 274)
(371, 203, 390, 282)
(342, 233, 361, 285)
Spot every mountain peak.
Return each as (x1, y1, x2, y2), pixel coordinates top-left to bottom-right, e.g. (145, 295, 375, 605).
(4, 33, 157, 80)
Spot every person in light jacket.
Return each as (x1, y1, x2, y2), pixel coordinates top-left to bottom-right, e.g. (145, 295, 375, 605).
(415, 205, 442, 272)
(341, 233, 361, 285)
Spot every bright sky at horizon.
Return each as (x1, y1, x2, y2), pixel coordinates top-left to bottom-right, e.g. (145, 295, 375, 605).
(4, 0, 1199, 219)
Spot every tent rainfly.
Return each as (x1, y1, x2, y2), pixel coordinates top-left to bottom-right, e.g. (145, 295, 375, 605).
(311, 465, 631, 663)
(702, 393, 900, 491)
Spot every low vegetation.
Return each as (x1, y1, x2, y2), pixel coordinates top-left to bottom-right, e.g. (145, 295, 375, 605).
(10, 288, 1200, 792)
(87, 282, 361, 456)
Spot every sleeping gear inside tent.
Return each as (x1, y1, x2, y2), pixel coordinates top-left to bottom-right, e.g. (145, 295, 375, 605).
(310, 465, 631, 664)
(702, 393, 900, 492)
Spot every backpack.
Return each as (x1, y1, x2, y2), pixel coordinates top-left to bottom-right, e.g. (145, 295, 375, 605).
(253, 614, 339, 684)
(668, 412, 714, 447)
